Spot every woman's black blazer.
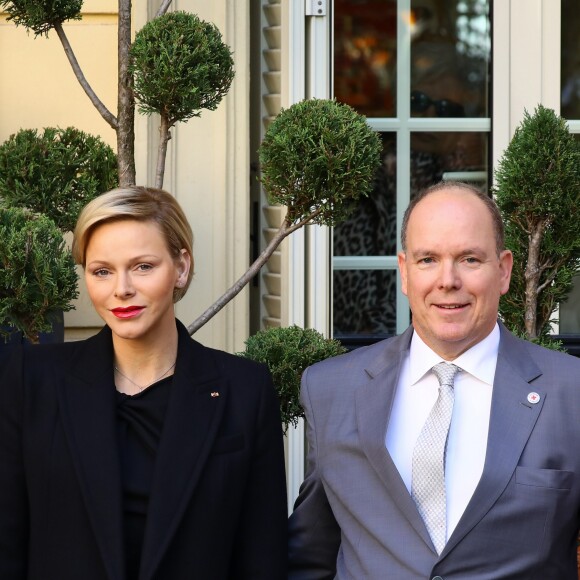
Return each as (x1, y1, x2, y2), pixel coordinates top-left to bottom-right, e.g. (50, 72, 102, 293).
(0, 321, 287, 579)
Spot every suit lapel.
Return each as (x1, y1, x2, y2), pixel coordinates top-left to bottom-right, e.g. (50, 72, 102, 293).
(355, 327, 435, 549)
(57, 327, 125, 580)
(140, 323, 227, 580)
(442, 326, 544, 556)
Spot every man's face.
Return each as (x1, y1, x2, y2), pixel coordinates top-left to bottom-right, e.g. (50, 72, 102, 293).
(397, 189, 513, 360)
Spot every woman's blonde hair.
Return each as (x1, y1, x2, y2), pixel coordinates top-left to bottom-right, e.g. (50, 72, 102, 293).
(73, 186, 194, 302)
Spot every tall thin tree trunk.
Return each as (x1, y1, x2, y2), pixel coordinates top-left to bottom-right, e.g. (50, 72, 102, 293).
(187, 207, 324, 335)
(155, 115, 171, 189)
(524, 221, 547, 338)
(117, 0, 136, 186)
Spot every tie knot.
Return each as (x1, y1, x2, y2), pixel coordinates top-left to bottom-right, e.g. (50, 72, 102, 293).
(432, 362, 459, 387)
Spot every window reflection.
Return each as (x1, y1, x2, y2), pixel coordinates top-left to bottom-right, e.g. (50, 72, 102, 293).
(333, 0, 490, 118)
(561, 0, 580, 120)
(410, 37, 488, 118)
(560, 275, 580, 334)
(334, 0, 397, 117)
(333, 270, 398, 336)
(334, 134, 396, 259)
(560, 1, 580, 333)
(411, 132, 487, 184)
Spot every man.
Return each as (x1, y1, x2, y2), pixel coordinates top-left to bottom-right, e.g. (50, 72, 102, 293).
(288, 181, 580, 579)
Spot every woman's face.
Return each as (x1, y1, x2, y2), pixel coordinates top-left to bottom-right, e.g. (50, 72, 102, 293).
(84, 219, 190, 344)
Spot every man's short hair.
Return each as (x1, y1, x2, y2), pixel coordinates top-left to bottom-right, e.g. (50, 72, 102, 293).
(400, 181, 505, 255)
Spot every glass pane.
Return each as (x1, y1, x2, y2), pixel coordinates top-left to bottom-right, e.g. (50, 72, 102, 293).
(410, 0, 490, 118)
(333, 270, 397, 336)
(334, 133, 397, 258)
(410, 131, 488, 194)
(334, 0, 397, 117)
(561, 0, 580, 119)
(560, 275, 580, 334)
(559, 2, 579, 334)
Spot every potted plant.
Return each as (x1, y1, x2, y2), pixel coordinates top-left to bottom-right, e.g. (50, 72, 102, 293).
(0, 208, 78, 344)
(239, 325, 347, 430)
(494, 105, 580, 349)
(130, 10, 234, 189)
(0, 126, 117, 342)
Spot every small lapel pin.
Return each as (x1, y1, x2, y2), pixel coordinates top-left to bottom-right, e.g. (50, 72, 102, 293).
(527, 392, 540, 404)
(210, 391, 220, 398)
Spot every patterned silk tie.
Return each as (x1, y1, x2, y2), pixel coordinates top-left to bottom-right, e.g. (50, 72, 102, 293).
(412, 362, 459, 554)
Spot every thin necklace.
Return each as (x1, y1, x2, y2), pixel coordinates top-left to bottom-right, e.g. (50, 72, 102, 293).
(114, 361, 176, 392)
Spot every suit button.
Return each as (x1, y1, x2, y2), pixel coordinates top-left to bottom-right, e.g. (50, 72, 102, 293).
(432, 577, 444, 580)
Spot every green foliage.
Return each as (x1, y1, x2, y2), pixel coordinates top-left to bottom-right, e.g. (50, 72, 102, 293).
(258, 99, 382, 227)
(494, 105, 580, 341)
(0, 0, 82, 36)
(507, 328, 565, 352)
(0, 207, 78, 343)
(0, 127, 118, 232)
(130, 11, 235, 126)
(239, 325, 347, 429)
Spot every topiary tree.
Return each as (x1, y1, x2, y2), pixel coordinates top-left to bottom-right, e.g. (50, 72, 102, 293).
(0, 0, 233, 189)
(494, 105, 580, 345)
(1, 3, 381, 342)
(0, 0, 82, 36)
(239, 325, 347, 430)
(187, 98, 382, 334)
(0, 207, 78, 343)
(130, 11, 234, 189)
(0, 127, 118, 232)
(0, 0, 237, 337)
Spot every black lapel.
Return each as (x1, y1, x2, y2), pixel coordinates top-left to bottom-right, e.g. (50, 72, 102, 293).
(140, 322, 228, 580)
(56, 326, 125, 580)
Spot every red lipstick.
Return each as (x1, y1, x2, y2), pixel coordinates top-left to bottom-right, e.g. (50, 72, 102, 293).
(111, 306, 144, 319)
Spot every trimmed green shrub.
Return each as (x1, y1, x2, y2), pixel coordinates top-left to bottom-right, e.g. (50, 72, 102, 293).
(494, 105, 580, 345)
(239, 326, 347, 429)
(0, 127, 118, 232)
(0, 208, 78, 343)
(259, 98, 382, 227)
(130, 11, 235, 125)
(0, 0, 82, 36)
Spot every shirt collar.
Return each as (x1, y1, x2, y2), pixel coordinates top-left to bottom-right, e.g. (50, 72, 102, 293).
(409, 323, 500, 386)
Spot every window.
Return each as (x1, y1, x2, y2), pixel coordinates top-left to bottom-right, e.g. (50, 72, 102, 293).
(332, 0, 491, 345)
(558, 0, 580, 346)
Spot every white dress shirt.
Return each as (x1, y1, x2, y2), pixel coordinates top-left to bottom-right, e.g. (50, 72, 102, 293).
(385, 324, 499, 541)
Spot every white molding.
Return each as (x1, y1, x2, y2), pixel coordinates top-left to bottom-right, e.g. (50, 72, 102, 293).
(285, 0, 333, 509)
(333, 256, 399, 270)
(224, 0, 251, 353)
(368, 118, 490, 132)
(286, 419, 305, 513)
(541, 0, 561, 113)
(493, 0, 562, 180)
(492, 0, 511, 181)
(395, 0, 411, 334)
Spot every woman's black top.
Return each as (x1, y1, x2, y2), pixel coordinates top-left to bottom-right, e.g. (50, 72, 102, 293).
(116, 376, 173, 580)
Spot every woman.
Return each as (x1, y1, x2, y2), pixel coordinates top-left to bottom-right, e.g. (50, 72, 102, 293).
(0, 186, 287, 579)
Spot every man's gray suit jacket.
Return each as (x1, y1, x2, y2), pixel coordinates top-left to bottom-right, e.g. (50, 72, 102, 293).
(288, 324, 580, 579)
